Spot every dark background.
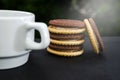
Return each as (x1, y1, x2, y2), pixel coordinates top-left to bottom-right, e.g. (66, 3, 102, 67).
(0, 0, 120, 36)
(0, 1, 120, 80)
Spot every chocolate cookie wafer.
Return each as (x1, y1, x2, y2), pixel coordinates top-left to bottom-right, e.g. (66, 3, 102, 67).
(50, 33, 84, 40)
(49, 44, 83, 50)
(49, 19, 84, 28)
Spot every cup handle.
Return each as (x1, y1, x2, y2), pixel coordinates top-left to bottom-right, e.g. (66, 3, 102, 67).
(25, 22, 50, 50)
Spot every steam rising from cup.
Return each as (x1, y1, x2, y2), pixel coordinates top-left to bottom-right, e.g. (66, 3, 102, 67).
(71, 0, 115, 18)
(71, 0, 120, 36)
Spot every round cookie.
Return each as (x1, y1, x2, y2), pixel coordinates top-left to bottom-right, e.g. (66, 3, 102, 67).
(84, 18, 104, 54)
(84, 19, 99, 54)
(47, 47, 84, 57)
(89, 18, 104, 51)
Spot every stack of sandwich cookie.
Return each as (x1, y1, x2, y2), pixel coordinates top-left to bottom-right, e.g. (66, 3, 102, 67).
(47, 19, 86, 56)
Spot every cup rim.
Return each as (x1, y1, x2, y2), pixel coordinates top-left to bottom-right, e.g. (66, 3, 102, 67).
(0, 10, 35, 19)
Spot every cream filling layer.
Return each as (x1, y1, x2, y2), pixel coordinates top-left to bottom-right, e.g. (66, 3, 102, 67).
(48, 26, 86, 34)
(50, 39, 85, 45)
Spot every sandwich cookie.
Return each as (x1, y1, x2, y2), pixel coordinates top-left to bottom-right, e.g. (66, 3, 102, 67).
(84, 18, 104, 54)
(47, 19, 86, 56)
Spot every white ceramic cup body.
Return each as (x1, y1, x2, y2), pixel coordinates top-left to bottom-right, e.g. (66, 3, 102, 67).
(0, 10, 50, 69)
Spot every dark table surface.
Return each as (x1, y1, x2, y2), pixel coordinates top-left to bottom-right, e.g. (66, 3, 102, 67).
(0, 37, 120, 80)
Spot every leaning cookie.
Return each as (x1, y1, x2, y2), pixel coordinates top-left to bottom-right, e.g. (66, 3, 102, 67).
(89, 18, 104, 51)
(84, 18, 104, 54)
(47, 47, 84, 56)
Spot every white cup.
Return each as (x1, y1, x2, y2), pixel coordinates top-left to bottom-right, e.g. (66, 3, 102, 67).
(0, 10, 50, 69)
